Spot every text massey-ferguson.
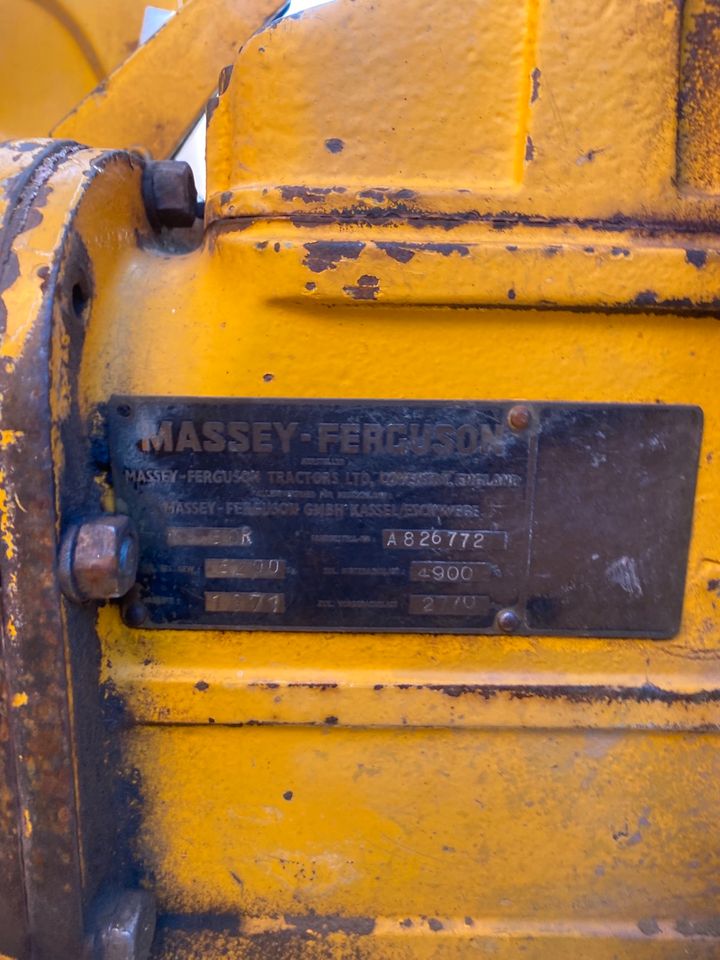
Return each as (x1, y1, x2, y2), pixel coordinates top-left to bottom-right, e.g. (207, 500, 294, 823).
(139, 419, 507, 456)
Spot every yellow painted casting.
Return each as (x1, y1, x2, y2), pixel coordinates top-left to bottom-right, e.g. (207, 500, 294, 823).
(4, 0, 720, 956)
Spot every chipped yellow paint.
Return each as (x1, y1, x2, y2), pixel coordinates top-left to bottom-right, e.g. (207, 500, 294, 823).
(0, 471, 16, 563)
(0, 150, 106, 364)
(206, 0, 720, 226)
(5, 1, 720, 956)
(21, 809, 32, 840)
(72, 1, 720, 951)
(0, 431, 23, 449)
(10, 693, 27, 709)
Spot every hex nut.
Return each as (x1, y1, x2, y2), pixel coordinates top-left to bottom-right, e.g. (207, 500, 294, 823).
(143, 160, 198, 229)
(92, 890, 156, 960)
(59, 515, 139, 603)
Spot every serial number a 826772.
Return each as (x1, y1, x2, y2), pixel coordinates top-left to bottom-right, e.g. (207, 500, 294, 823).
(382, 528, 506, 551)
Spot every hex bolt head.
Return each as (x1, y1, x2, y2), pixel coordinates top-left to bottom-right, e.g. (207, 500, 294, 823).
(59, 515, 139, 603)
(92, 890, 156, 960)
(142, 160, 198, 229)
(497, 608, 521, 633)
(507, 404, 532, 431)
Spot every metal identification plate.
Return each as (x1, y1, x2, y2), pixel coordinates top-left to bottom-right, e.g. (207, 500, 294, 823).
(108, 398, 702, 637)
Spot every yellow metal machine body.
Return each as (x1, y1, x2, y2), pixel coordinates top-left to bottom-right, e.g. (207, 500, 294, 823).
(1, 1, 720, 958)
(0, 0, 178, 139)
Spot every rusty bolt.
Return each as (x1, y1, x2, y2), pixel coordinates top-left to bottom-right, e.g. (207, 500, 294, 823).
(142, 160, 198, 229)
(58, 515, 139, 603)
(92, 889, 156, 960)
(497, 608, 521, 633)
(507, 404, 532, 431)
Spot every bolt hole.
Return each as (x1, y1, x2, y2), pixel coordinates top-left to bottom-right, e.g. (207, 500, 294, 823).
(71, 281, 90, 322)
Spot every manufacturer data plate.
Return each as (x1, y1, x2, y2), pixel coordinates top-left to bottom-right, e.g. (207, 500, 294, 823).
(108, 398, 702, 637)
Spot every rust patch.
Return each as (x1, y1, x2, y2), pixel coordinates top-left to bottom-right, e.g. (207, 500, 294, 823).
(358, 187, 417, 203)
(425, 243, 469, 256)
(36, 264, 50, 291)
(0, 141, 83, 337)
(0, 250, 20, 335)
(343, 275, 380, 300)
(530, 67, 541, 102)
(686, 249, 707, 268)
(224, 203, 720, 237)
(283, 914, 376, 937)
(678, 1, 720, 192)
(411, 681, 720, 705)
(632, 290, 695, 310)
(525, 135, 535, 161)
(374, 241, 469, 260)
(357, 189, 386, 203)
(280, 185, 346, 204)
(195, 680, 209, 692)
(303, 241, 365, 273)
(675, 918, 720, 937)
(0, 140, 107, 959)
(635, 290, 659, 306)
(638, 919, 661, 936)
(578, 148, 605, 164)
(375, 242, 416, 263)
(325, 138, 344, 154)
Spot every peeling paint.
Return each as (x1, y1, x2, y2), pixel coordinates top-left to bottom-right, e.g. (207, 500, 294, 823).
(343, 275, 380, 300)
(302, 241, 364, 273)
(686, 248, 707, 268)
(530, 66, 541, 102)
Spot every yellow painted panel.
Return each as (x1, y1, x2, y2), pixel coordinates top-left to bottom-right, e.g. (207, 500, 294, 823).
(129, 726, 720, 921)
(207, 0, 720, 223)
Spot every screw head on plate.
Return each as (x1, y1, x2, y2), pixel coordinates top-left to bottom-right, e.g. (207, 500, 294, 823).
(497, 608, 521, 633)
(507, 404, 532, 431)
